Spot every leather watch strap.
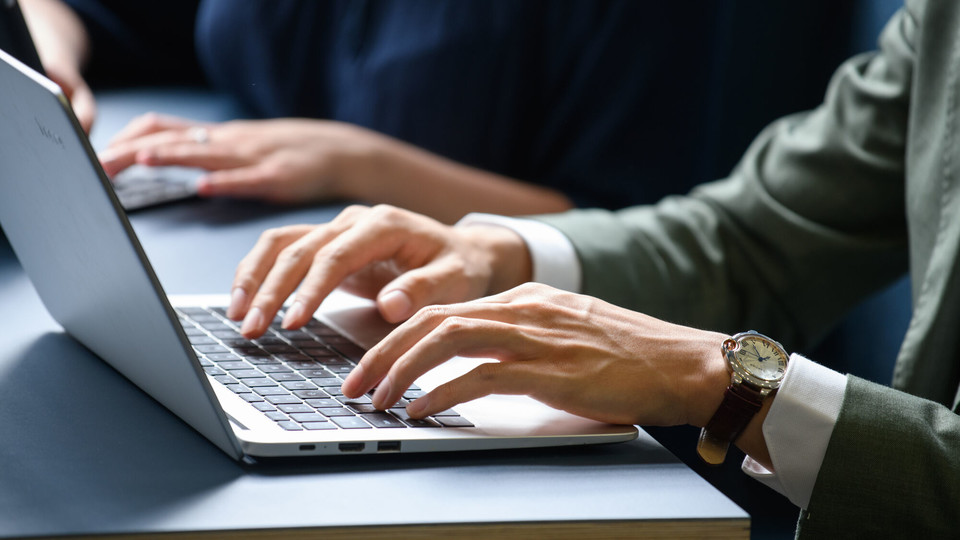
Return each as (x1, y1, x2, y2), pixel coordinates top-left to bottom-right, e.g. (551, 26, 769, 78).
(696, 384, 763, 465)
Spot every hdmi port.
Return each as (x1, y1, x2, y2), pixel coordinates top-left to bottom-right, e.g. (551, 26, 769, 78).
(338, 442, 366, 453)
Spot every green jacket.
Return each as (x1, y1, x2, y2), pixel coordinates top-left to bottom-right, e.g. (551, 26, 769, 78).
(536, 0, 958, 536)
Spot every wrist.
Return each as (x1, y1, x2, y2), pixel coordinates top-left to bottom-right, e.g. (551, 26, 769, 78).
(685, 334, 736, 429)
(457, 225, 532, 295)
(322, 122, 387, 201)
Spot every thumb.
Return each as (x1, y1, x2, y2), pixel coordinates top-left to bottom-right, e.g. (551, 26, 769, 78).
(375, 259, 485, 323)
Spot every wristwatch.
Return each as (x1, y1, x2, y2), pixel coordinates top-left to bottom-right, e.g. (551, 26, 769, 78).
(697, 330, 789, 465)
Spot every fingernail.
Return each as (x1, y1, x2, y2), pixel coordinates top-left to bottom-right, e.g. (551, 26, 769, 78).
(372, 375, 392, 409)
(227, 287, 247, 320)
(341, 363, 364, 397)
(240, 306, 264, 336)
(196, 176, 212, 196)
(282, 301, 305, 329)
(379, 290, 412, 321)
(407, 394, 431, 418)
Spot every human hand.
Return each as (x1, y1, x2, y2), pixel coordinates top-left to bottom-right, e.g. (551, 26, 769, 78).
(227, 204, 532, 337)
(341, 282, 731, 428)
(98, 115, 386, 204)
(47, 64, 95, 133)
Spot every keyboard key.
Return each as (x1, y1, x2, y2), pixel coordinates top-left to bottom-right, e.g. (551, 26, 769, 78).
(346, 403, 379, 414)
(271, 373, 306, 382)
(337, 395, 372, 404)
(203, 367, 225, 376)
(194, 344, 228, 354)
(403, 389, 426, 400)
(301, 347, 338, 358)
(302, 422, 337, 430)
(207, 353, 242, 362)
(435, 416, 475, 428)
(219, 361, 252, 370)
(265, 412, 288, 421)
(258, 365, 293, 374)
(232, 369, 264, 379)
(305, 320, 339, 336)
(289, 413, 329, 423)
(265, 395, 302, 405)
(301, 368, 334, 378)
(278, 404, 314, 414)
(361, 413, 406, 428)
(310, 377, 342, 387)
(281, 381, 316, 391)
(214, 375, 239, 386)
(318, 407, 354, 417)
(277, 421, 303, 431)
(390, 408, 440, 428)
(331, 416, 372, 429)
(294, 389, 331, 400)
(255, 387, 292, 396)
(241, 393, 264, 403)
(325, 339, 365, 361)
(252, 402, 275, 412)
(244, 378, 279, 387)
(304, 398, 340, 408)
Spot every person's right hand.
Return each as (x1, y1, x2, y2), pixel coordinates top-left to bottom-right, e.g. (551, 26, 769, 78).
(227, 205, 533, 337)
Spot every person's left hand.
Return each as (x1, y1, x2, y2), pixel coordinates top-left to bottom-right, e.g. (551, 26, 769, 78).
(98, 114, 384, 204)
(342, 282, 730, 429)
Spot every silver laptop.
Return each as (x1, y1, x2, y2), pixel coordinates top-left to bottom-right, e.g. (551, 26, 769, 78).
(0, 50, 637, 459)
(0, 0, 199, 211)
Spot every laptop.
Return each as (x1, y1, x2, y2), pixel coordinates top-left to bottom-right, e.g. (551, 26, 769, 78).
(0, 49, 637, 460)
(0, 0, 200, 211)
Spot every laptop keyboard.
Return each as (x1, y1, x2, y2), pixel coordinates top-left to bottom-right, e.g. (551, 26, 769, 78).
(176, 306, 473, 431)
(113, 165, 199, 211)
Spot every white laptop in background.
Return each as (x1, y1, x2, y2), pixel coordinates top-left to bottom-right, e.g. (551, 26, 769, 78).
(0, 49, 637, 460)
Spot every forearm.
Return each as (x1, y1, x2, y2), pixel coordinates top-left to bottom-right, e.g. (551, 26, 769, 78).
(20, 0, 89, 73)
(350, 136, 574, 224)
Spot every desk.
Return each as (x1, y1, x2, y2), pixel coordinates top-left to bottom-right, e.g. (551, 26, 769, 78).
(0, 90, 749, 539)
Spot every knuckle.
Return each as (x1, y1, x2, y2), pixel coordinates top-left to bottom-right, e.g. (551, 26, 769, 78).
(472, 362, 500, 383)
(436, 316, 472, 337)
(277, 243, 312, 265)
(413, 304, 449, 326)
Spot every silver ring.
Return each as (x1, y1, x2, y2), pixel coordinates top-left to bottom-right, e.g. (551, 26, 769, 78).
(188, 126, 210, 144)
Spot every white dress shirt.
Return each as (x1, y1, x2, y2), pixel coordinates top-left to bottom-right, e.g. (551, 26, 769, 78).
(457, 213, 849, 509)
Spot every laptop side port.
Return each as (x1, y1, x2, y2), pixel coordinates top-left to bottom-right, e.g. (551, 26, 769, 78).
(377, 441, 401, 453)
(338, 442, 366, 453)
(299, 444, 316, 452)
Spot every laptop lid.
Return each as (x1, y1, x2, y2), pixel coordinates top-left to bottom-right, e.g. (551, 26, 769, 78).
(0, 49, 637, 458)
(0, 48, 244, 459)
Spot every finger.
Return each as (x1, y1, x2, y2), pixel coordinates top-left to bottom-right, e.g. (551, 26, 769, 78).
(344, 307, 533, 404)
(108, 113, 196, 147)
(406, 361, 538, 418)
(242, 206, 371, 336)
(278, 206, 437, 330)
(136, 143, 248, 171)
(371, 254, 484, 323)
(197, 166, 275, 199)
(70, 83, 97, 134)
(227, 224, 317, 322)
(99, 124, 219, 177)
(99, 129, 190, 177)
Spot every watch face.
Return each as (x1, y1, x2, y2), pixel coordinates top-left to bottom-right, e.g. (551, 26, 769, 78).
(733, 334, 788, 383)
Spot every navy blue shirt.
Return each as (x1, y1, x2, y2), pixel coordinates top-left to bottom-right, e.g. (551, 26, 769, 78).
(66, 0, 721, 209)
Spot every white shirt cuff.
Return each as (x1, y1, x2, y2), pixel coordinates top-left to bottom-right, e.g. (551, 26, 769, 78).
(741, 354, 847, 509)
(455, 213, 582, 292)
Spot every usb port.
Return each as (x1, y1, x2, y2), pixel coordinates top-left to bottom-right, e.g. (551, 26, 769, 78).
(338, 442, 365, 453)
(377, 441, 401, 453)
